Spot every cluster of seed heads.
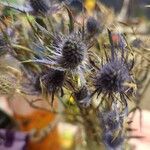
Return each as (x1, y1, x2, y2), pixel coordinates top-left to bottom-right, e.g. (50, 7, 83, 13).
(0, 1, 138, 149)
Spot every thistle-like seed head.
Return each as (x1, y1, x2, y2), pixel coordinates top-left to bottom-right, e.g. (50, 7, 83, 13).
(94, 59, 131, 94)
(58, 34, 86, 70)
(35, 69, 65, 92)
(100, 110, 123, 131)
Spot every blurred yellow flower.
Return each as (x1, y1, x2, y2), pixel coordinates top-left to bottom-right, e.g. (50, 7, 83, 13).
(85, 0, 96, 13)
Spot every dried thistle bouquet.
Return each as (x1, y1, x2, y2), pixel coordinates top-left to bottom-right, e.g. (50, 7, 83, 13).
(0, 0, 150, 150)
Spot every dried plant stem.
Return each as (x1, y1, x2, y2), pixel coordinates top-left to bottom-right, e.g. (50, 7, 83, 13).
(76, 102, 101, 149)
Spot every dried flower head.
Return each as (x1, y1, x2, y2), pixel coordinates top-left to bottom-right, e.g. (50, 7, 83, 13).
(86, 17, 100, 36)
(74, 86, 91, 107)
(103, 131, 124, 150)
(58, 35, 86, 69)
(32, 32, 88, 72)
(34, 68, 65, 105)
(100, 110, 123, 132)
(91, 30, 135, 109)
(94, 59, 131, 94)
(35, 68, 65, 92)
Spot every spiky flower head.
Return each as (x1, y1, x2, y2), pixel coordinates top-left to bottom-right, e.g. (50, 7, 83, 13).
(28, 32, 88, 77)
(58, 35, 86, 69)
(35, 68, 65, 93)
(48, 32, 88, 71)
(34, 68, 65, 105)
(94, 59, 131, 95)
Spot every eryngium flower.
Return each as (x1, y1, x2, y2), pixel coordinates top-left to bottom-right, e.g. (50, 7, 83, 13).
(86, 17, 100, 36)
(29, 0, 49, 13)
(35, 68, 65, 93)
(58, 36, 86, 69)
(74, 86, 91, 108)
(93, 59, 131, 95)
(100, 110, 123, 132)
(34, 68, 65, 105)
(103, 131, 124, 150)
(32, 32, 87, 72)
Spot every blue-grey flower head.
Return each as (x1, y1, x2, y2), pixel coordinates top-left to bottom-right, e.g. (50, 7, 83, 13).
(74, 86, 91, 107)
(131, 38, 143, 48)
(30, 32, 87, 73)
(56, 33, 87, 70)
(94, 59, 131, 94)
(29, 0, 49, 13)
(35, 68, 65, 92)
(103, 131, 124, 150)
(100, 110, 123, 132)
(86, 17, 100, 36)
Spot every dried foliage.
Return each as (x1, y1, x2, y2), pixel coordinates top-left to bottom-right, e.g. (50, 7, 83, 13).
(0, 0, 150, 149)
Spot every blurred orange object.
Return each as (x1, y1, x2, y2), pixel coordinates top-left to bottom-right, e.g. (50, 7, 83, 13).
(15, 110, 61, 150)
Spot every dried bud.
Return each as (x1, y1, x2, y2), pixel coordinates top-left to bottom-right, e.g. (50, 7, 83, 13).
(35, 68, 65, 93)
(100, 110, 123, 131)
(103, 131, 124, 149)
(86, 17, 101, 36)
(74, 86, 91, 107)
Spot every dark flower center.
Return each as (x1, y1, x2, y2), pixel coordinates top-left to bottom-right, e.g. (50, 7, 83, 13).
(60, 40, 85, 69)
(35, 69, 65, 92)
(94, 60, 130, 93)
